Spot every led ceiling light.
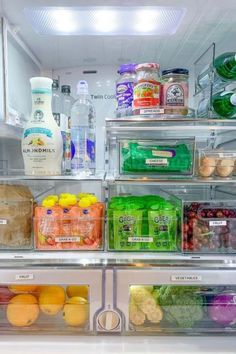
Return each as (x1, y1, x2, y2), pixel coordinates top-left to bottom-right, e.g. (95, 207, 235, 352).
(24, 6, 186, 36)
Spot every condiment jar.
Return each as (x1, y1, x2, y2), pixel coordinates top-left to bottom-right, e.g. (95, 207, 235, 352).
(161, 68, 189, 116)
(116, 63, 136, 118)
(133, 63, 161, 114)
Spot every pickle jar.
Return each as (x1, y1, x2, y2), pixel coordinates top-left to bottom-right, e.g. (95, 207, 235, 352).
(161, 68, 189, 116)
(133, 63, 161, 115)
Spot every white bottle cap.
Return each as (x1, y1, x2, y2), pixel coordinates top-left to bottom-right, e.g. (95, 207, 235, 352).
(230, 93, 236, 106)
(30, 77, 53, 91)
(77, 80, 89, 95)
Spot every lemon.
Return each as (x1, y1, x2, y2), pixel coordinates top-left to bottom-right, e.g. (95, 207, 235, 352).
(39, 285, 65, 315)
(63, 296, 89, 327)
(87, 195, 98, 204)
(66, 285, 89, 300)
(42, 199, 55, 208)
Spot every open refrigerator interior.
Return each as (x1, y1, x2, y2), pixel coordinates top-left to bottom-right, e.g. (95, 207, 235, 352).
(1, 0, 236, 339)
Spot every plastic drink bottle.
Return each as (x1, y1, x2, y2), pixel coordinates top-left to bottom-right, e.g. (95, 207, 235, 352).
(71, 80, 96, 176)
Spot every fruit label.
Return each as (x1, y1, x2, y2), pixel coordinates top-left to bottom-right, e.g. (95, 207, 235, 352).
(55, 237, 81, 243)
(128, 237, 153, 242)
(171, 275, 202, 282)
(162, 82, 188, 107)
(15, 274, 34, 280)
(133, 80, 161, 109)
(116, 81, 134, 109)
(0, 219, 7, 225)
(209, 220, 227, 226)
(145, 158, 168, 166)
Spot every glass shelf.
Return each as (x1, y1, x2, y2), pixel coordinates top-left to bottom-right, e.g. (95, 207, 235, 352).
(0, 250, 236, 267)
(0, 171, 105, 181)
(0, 121, 23, 140)
(106, 117, 236, 131)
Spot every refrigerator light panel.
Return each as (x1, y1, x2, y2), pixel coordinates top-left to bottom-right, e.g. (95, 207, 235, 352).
(23, 6, 186, 36)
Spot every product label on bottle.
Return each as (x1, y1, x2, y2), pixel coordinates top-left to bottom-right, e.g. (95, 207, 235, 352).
(55, 237, 81, 243)
(133, 80, 161, 109)
(22, 92, 63, 175)
(162, 82, 188, 107)
(53, 112, 61, 127)
(209, 220, 227, 226)
(87, 138, 95, 163)
(116, 82, 134, 109)
(145, 158, 168, 166)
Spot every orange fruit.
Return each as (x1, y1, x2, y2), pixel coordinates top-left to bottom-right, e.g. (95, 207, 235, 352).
(7, 294, 39, 327)
(8, 285, 38, 294)
(63, 297, 89, 327)
(39, 286, 65, 315)
(66, 285, 89, 300)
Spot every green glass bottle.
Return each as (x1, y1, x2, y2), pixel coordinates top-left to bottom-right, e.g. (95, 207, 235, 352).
(212, 91, 236, 118)
(214, 52, 236, 81)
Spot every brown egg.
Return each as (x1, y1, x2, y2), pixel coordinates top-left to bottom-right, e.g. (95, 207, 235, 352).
(200, 156, 216, 167)
(199, 165, 215, 177)
(217, 158, 234, 167)
(216, 165, 234, 177)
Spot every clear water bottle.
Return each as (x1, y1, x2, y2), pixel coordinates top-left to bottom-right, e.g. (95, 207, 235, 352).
(71, 80, 96, 176)
(61, 85, 74, 174)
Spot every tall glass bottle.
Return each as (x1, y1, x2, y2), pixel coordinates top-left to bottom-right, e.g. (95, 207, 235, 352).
(22, 77, 63, 175)
(198, 52, 236, 90)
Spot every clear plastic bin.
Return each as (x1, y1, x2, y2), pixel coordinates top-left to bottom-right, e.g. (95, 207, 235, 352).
(183, 201, 236, 253)
(120, 138, 195, 177)
(34, 203, 105, 250)
(198, 150, 236, 178)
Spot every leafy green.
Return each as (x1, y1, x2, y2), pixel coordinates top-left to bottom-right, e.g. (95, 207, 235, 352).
(153, 286, 204, 328)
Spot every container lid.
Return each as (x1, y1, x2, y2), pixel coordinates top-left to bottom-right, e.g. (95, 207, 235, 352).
(162, 68, 189, 76)
(61, 85, 71, 94)
(118, 63, 137, 74)
(30, 77, 53, 91)
(136, 63, 160, 71)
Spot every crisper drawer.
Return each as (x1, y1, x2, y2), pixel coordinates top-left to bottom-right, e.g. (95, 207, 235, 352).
(115, 268, 236, 334)
(0, 268, 102, 334)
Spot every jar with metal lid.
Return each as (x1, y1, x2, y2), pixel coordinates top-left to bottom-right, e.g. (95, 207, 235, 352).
(161, 68, 189, 116)
(133, 63, 161, 114)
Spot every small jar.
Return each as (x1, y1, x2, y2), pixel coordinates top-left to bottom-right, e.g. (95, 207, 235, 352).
(116, 63, 136, 118)
(133, 63, 161, 114)
(161, 68, 189, 116)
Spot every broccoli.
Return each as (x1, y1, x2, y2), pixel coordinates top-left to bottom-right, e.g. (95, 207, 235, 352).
(153, 285, 204, 328)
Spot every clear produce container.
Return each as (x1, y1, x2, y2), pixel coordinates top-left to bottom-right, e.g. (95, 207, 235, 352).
(183, 201, 236, 253)
(0, 184, 33, 249)
(120, 138, 195, 177)
(108, 192, 181, 252)
(34, 203, 105, 251)
(198, 150, 236, 178)
(0, 268, 103, 334)
(116, 268, 236, 334)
